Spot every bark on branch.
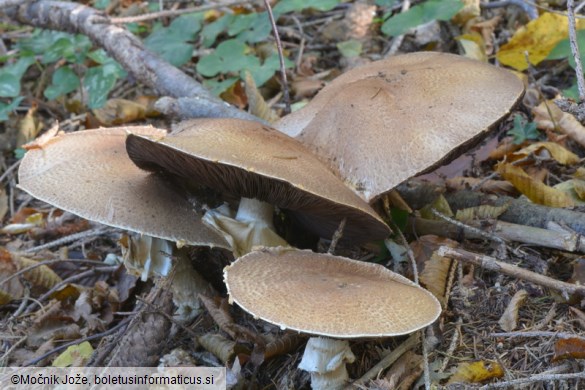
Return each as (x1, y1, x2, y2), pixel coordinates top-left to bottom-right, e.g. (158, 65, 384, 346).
(4, 0, 259, 121)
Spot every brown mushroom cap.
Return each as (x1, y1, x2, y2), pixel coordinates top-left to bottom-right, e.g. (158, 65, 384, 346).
(277, 52, 525, 203)
(18, 127, 229, 249)
(224, 247, 441, 338)
(126, 118, 390, 243)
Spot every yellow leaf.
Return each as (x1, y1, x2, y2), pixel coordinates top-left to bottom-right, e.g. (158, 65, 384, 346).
(52, 341, 94, 367)
(420, 194, 453, 220)
(456, 33, 487, 62)
(553, 180, 585, 206)
(16, 103, 41, 148)
(498, 289, 528, 332)
(447, 361, 504, 384)
(455, 203, 510, 222)
(533, 100, 585, 148)
(92, 98, 147, 126)
(452, 0, 480, 25)
(16, 255, 62, 290)
(573, 179, 585, 199)
(496, 162, 574, 207)
(244, 71, 279, 124)
(513, 142, 580, 165)
(497, 13, 585, 71)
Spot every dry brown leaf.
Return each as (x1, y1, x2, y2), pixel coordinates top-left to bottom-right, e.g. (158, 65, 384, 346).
(455, 203, 510, 222)
(468, 15, 502, 55)
(264, 333, 305, 360)
(0, 186, 7, 222)
(92, 98, 147, 126)
(455, 33, 487, 62)
(412, 235, 457, 306)
(552, 337, 585, 362)
(22, 123, 62, 151)
(0, 288, 13, 305)
(383, 350, 423, 390)
(533, 100, 585, 148)
(573, 180, 585, 200)
(496, 162, 574, 207)
(446, 177, 516, 195)
(16, 255, 62, 290)
(0, 248, 24, 299)
(573, 167, 585, 180)
(244, 71, 279, 124)
(513, 142, 580, 165)
(452, 0, 480, 25)
(447, 360, 504, 384)
(489, 136, 524, 160)
(16, 103, 41, 148)
(498, 289, 528, 332)
(198, 333, 244, 364)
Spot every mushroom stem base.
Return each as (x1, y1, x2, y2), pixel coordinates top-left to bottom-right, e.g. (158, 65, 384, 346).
(299, 337, 355, 390)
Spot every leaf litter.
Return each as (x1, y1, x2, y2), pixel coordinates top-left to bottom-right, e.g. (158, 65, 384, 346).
(2, 1, 585, 389)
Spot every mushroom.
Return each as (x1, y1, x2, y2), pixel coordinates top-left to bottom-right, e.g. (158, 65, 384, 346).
(277, 51, 525, 203)
(18, 127, 229, 318)
(125, 118, 391, 254)
(223, 247, 441, 389)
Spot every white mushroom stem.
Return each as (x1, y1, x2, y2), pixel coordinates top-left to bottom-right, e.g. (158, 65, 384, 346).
(203, 197, 289, 256)
(299, 337, 356, 390)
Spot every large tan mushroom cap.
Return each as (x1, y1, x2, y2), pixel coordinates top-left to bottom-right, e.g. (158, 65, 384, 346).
(277, 52, 525, 203)
(126, 118, 391, 243)
(224, 247, 441, 338)
(18, 127, 229, 249)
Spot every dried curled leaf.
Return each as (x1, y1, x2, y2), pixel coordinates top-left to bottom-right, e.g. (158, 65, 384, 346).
(498, 289, 528, 332)
(533, 100, 585, 148)
(0, 186, 7, 222)
(447, 360, 504, 384)
(552, 337, 585, 362)
(16, 255, 62, 290)
(455, 203, 510, 222)
(92, 98, 147, 126)
(244, 71, 279, 124)
(513, 142, 580, 165)
(496, 162, 574, 208)
(265, 333, 305, 360)
(198, 333, 248, 364)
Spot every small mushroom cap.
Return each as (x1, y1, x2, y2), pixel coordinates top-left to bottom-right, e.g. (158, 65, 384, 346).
(18, 127, 229, 249)
(224, 247, 441, 338)
(126, 118, 390, 243)
(277, 52, 525, 203)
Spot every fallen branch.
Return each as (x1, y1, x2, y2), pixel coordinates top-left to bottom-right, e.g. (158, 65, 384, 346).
(5, 1, 258, 121)
(436, 246, 585, 296)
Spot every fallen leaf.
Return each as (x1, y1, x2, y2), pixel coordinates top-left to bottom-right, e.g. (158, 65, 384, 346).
(498, 289, 528, 332)
(552, 337, 585, 362)
(497, 13, 585, 71)
(446, 177, 516, 195)
(456, 203, 510, 222)
(452, 0, 480, 25)
(92, 98, 147, 126)
(16, 102, 41, 148)
(447, 360, 504, 384)
(533, 100, 585, 148)
(513, 142, 580, 165)
(244, 71, 279, 123)
(0, 186, 7, 222)
(22, 123, 62, 151)
(52, 341, 93, 367)
(456, 33, 487, 62)
(495, 162, 574, 208)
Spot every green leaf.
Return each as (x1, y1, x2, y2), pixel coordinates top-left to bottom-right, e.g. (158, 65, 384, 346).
(42, 35, 91, 64)
(52, 341, 94, 367)
(0, 96, 24, 121)
(547, 30, 585, 69)
(44, 66, 80, 100)
(17, 30, 71, 55)
(83, 63, 123, 109)
(203, 77, 239, 96)
(196, 39, 260, 77)
(507, 114, 540, 144)
(246, 53, 293, 87)
(230, 12, 272, 44)
(145, 13, 203, 67)
(337, 40, 363, 58)
(0, 56, 36, 97)
(273, 0, 340, 15)
(201, 14, 235, 47)
(94, 0, 110, 10)
(376, 0, 397, 7)
(381, 0, 464, 37)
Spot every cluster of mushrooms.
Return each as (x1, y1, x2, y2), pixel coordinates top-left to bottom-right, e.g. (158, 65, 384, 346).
(18, 52, 523, 388)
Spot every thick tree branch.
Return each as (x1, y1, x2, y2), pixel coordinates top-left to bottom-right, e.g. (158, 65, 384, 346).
(4, 0, 259, 121)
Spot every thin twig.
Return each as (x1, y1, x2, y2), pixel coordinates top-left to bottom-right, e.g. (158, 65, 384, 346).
(437, 246, 585, 296)
(23, 317, 132, 366)
(23, 226, 114, 253)
(430, 207, 506, 246)
(0, 159, 21, 184)
(264, 0, 291, 114)
(327, 217, 346, 254)
(491, 331, 585, 341)
(568, 0, 585, 101)
(110, 0, 252, 24)
(479, 372, 585, 389)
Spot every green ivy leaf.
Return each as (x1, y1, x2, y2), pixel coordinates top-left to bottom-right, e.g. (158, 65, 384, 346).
(229, 12, 272, 44)
(381, 0, 464, 37)
(547, 30, 585, 69)
(44, 66, 80, 100)
(0, 56, 35, 97)
(273, 0, 340, 14)
(203, 77, 240, 96)
(0, 96, 24, 121)
(145, 13, 203, 67)
(201, 14, 235, 47)
(507, 114, 539, 144)
(17, 30, 71, 55)
(337, 40, 363, 58)
(197, 39, 260, 77)
(42, 35, 91, 64)
(246, 53, 293, 87)
(83, 60, 125, 109)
